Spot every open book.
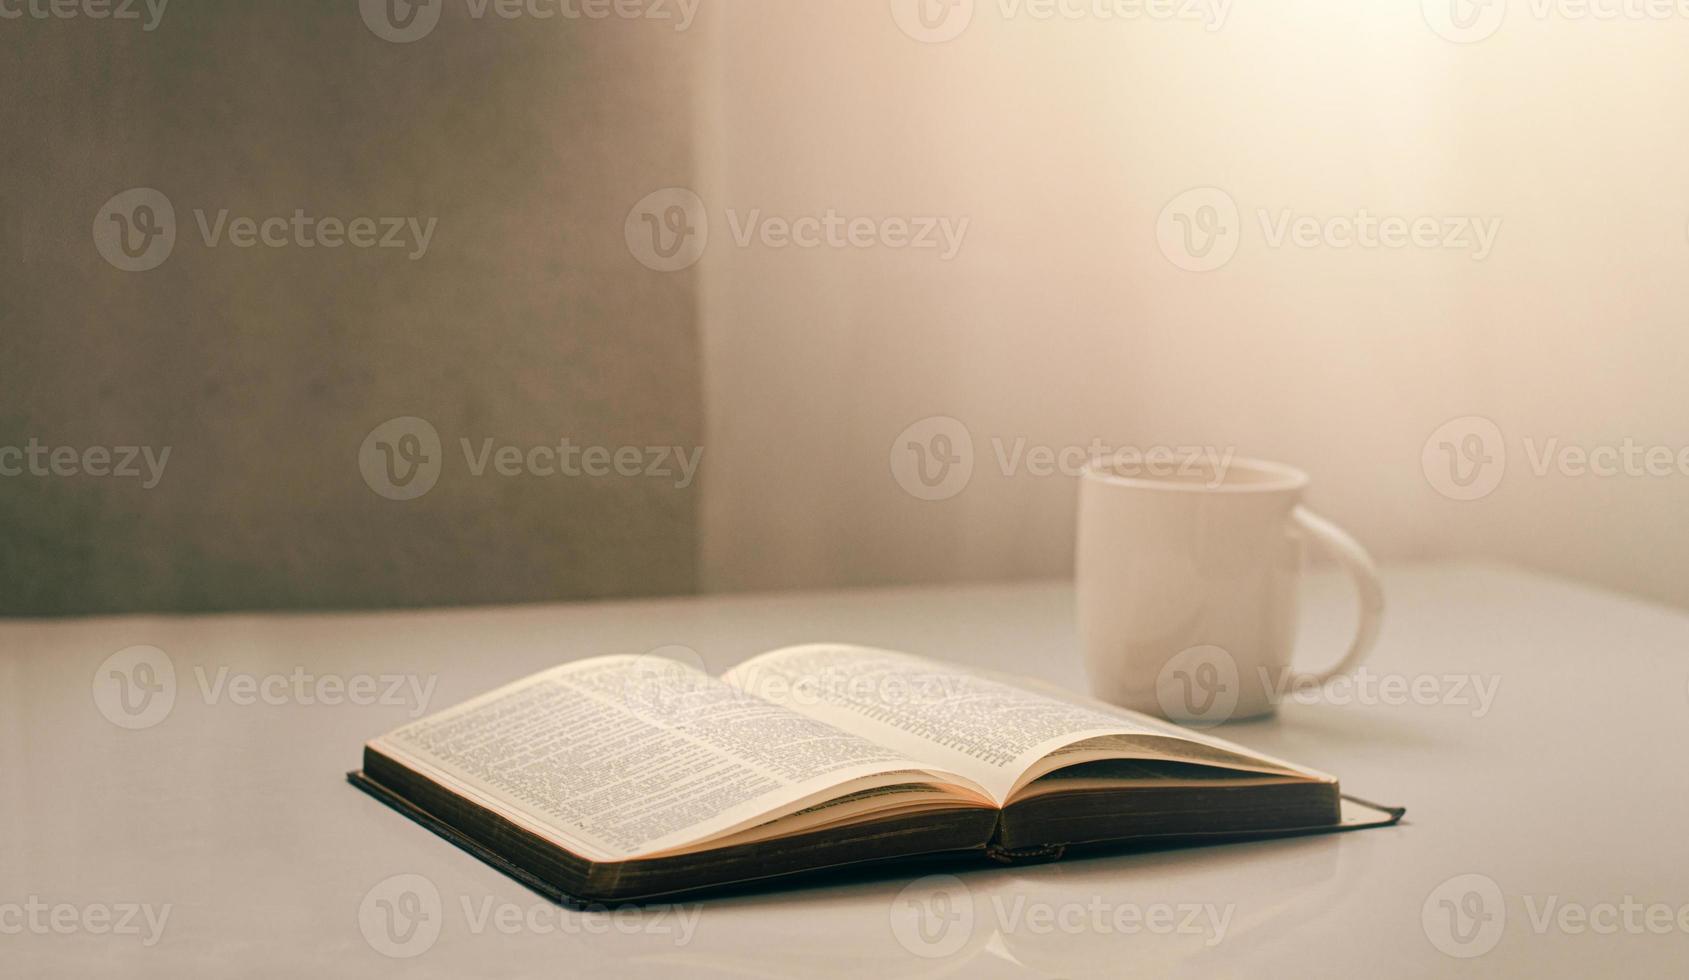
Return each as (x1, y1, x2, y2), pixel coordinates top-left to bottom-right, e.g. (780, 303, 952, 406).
(349, 645, 1402, 903)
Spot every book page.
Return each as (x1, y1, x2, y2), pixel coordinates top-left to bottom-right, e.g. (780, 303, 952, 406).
(723, 645, 1323, 804)
(368, 655, 985, 862)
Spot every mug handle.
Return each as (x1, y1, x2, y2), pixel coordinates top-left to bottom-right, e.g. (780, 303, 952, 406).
(1289, 507, 1385, 687)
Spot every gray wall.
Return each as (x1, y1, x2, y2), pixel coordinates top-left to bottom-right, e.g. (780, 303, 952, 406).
(0, 0, 703, 615)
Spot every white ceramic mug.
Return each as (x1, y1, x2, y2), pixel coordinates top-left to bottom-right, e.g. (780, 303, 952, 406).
(1076, 456, 1383, 724)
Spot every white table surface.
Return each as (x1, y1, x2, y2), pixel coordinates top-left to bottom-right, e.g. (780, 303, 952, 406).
(5, 561, 1688, 978)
